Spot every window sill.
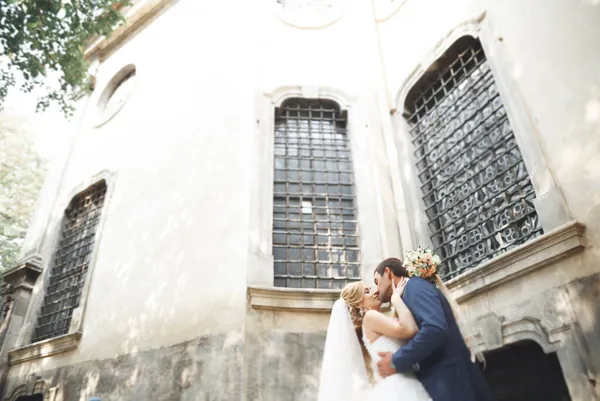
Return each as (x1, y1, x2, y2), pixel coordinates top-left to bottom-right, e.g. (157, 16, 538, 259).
(8, 332, 82, 366)
(248, 286, 341, 312)
(447, 220, 586, 302)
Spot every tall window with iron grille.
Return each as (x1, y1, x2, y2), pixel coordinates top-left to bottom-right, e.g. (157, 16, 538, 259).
(403, 37, 543, 281)
(272, 98, 360, 289)
(32, 181, 107, 343)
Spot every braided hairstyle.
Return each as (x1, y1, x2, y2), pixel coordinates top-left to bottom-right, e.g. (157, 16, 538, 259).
(340, 281, 375, 382)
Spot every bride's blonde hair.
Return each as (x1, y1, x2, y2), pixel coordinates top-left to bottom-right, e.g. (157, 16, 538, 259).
(339, 281, 375, 382)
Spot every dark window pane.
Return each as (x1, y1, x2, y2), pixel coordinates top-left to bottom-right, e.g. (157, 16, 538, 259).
(289, 263, 302, 276)
(318, 249, 331, 261)
(273, 233, 286, 245)
(317, 263, 330, 277)
(303, 248, 315, 262)
(303, 263, 316, 276)
(273, 247, 286, 260)
(346, 249, 359, 262)
(302, 278, 316, 288)
(289, 248, 301, 260)
(290, 234, 301, 245)
(317, 279, 332, 289)
(332, 280, 346, 290)
(347, 264, 359, 277)
(344, 236, 358, 247)
(274, 262, 286, 275)
(288, 278, 302, 287)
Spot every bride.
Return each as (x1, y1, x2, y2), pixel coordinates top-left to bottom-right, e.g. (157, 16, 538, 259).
(317, 278, 431, 401)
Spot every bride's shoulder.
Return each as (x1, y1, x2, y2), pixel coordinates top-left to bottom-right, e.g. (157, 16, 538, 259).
(363, 309, 384, 323)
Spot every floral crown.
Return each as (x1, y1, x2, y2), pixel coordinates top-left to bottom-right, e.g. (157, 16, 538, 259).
(403, 246, 441, 281)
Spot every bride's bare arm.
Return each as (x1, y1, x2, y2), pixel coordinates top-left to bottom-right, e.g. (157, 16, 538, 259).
(364, 277, 418, 340)
(391, 293, 419, 336)
(363, 299, 418, 340)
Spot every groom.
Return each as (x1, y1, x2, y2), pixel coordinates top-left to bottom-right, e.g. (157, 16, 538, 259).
(373, 257, 495, 401)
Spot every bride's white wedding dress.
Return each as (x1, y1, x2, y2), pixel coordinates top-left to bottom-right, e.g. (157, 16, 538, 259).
(317, 300, 431, 401)
(363, 333, 432, 400)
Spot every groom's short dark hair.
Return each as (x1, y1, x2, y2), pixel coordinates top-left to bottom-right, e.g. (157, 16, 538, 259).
(375, 257, 409, 278)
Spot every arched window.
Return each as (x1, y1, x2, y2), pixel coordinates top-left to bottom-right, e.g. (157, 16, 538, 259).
(404, 36, 542, 280)
(32, 181, 107, 342)
(273, 98, 360, 288)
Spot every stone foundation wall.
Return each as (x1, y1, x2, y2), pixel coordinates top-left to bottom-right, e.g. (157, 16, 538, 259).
(245, 331, 325, 401)
(2, 274, 599, 401)
(2, 332, 243, 401)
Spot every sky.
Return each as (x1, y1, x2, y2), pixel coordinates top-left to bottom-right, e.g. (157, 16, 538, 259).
(3, 77, 72, 164)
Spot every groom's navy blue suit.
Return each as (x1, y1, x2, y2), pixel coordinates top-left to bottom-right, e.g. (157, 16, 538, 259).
(392, 277, 495, 401)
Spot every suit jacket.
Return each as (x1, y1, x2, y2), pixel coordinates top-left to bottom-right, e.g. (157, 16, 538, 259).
(392, 277, 495, 401)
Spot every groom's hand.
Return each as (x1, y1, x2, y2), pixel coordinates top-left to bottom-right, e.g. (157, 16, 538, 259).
(377, 352, 397, 378)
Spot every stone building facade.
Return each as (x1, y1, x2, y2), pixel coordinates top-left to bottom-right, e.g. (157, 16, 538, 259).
(0, 0, 599, 400)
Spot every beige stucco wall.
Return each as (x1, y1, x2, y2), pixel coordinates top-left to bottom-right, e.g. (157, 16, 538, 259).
(11, 0, 259, 375)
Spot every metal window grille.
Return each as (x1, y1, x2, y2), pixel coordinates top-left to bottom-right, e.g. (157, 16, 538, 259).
(273, 98, 360, 289)
(32, 181, 107, 342)
(405, 37, 542, 281)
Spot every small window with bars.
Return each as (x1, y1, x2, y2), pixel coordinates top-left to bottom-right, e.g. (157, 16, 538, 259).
(404, 37, 542, 281)
(273, 98, 360, 289)
(32, 181, 107, 343)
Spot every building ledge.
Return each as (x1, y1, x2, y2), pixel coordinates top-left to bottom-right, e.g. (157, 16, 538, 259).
(2, 256, 43, 293)
(447, 220, 586, 303)
(8, 332, 82, 366)
(248, 286, 341, 312)
(85, 0, 177, 61)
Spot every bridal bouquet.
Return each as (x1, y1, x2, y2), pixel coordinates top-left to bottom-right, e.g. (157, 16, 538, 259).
(403, 246, 441, 280)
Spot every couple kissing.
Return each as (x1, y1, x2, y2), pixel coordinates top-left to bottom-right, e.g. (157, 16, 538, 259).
(317, 254, 495, 401)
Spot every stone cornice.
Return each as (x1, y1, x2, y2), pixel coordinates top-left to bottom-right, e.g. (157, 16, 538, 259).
(447, 220, 586, 302)
(85, 0, 178, 62)
(8, 332, 82, 366)
(2, 257, 43, 293)
(248, 286, 341, 312)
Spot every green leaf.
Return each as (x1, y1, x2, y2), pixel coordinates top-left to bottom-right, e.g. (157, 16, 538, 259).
(0, 0, 128, 117)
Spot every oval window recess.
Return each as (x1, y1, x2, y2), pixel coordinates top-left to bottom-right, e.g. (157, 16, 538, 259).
(94, 64, 137, 128)
(275, 0, 346, 30)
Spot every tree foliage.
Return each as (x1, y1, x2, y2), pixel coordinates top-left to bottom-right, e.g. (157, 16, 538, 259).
(0, 113, 45, 273)
(0, 0, 128, 117)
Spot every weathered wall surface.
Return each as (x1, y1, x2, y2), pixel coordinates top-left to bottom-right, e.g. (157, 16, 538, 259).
(4, 331, 243, 401)
(243, 308, 330, 401)
(11, 0, 258, 373)
(245, 331, 325, 401)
